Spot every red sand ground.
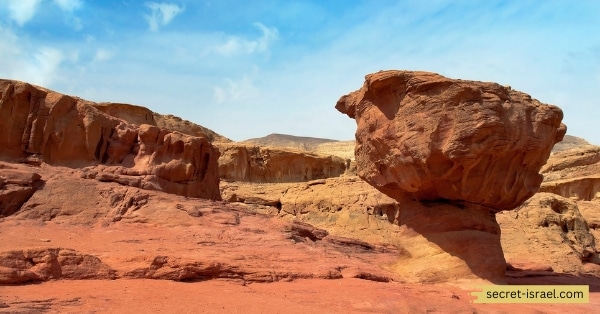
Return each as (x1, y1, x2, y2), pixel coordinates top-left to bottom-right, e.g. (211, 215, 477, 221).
(1, 220, 599, 313)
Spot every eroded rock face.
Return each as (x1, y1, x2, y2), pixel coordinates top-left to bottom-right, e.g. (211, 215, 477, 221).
(94, 102, 231, 143)
(540, 146, 600, 201)
(336, 70, 566, 211)
(0, 79, 221, 200)
(498, 193, 599, 274)
(0, 248, 116, 284)
(216, 143, 347, 183)
(0, 165, 43, 217)
(336, 70, 566, 283)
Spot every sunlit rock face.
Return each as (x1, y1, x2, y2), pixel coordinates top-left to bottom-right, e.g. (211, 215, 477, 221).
(0, 79, 221, 200)
(336, 70, 566, 212)
(336, 70, 566, 283)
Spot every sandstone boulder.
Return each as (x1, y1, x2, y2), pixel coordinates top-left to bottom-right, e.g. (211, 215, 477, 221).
(498, 193, 599, 274)
(336, 70, 565, 283)
(336, 70, 566, 211)
(0, 79, 221, 200)
(0, 164, 43, 217)
(0, 248, 116, 284)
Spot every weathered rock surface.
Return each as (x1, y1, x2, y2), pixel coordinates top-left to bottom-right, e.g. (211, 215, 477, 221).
(0, 184, 399, 286)
(498, 193, 600, 275)
(541, 176, 600, 201)
(0, 79, 221, 200)
(221, 177, 402, 243)
(216, 143, 347, 183)
(222, 174, 600, 278)
(94, 102, 231, 143)
(0, 248, 116, 284)
(1, 76, 598, 312)
(542, 146, 600, 174)
(540, 146, 600, 201)
(336, 70, 566, 210)
(223, 177, 506, 282)
(336, 70, 565, 282)
(0, 165, 43, 217)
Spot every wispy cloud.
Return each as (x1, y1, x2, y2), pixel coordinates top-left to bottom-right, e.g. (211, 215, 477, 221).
(28, 47, 64, 86)
(0, 25, 66, 87)
(213, 75, 260, 103)
(53, 0, 82, 12)
(144, 2, 184, 32)
(93, 48, 115, 62)
(7, 0, 41, 26)
(210, 22, 278, 56)
(52, 0, 83, 29)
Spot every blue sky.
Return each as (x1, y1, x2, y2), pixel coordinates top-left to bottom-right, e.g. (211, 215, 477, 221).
(1, 0, 599, 143)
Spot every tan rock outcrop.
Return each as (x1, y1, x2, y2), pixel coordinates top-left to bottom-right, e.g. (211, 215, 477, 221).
(336, 70, 566, 282)
(542, 146, 600, 174)
(0, 79, 220, 200)
(540, 146, 600, 201)
(498, 193, 599, 274)
(540, 176, 600, 201)
(216, 143, 347, 183)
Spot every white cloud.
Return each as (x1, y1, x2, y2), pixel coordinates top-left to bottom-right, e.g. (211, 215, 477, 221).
(144, 2, 184, 32)
(7, 0, 42, 26)
(93, 48, 115, 62)
(213, 75, 260, 103)
(52, 0, 82, 12)
(211, 22, 278, 56)
(26, 47, 64, 87)
(0, 26, 22, 65)
(0, 26, 65, 87)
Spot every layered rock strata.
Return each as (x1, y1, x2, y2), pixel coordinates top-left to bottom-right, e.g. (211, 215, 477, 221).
(336, 70, 566, 282)
(216, 143, 347, 183)
(540, 146, 600, 201)
(0, 79, 221, 200)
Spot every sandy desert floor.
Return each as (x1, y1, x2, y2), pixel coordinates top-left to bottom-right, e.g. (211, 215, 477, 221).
(1, 220, 599, 314)
(2, 276, 599, 313)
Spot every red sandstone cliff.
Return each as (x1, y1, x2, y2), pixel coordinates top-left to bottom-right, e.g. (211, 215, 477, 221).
(0, 79, 221, 200)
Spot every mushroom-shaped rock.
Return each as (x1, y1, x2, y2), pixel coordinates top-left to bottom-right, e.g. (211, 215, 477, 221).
(336, 70, 566, 211)
(336, 70, 566, 283)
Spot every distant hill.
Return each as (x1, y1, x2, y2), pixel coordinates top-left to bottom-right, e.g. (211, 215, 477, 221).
(242, 133, 355, 160)
(552, 135, 595, 153)
(242, 133, 339, 150)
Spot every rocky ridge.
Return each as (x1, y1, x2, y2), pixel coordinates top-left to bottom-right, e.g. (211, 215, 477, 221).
(0, 79, 221, 200)
(216, 143, 348, 183)
(94, 102, 231, 143)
